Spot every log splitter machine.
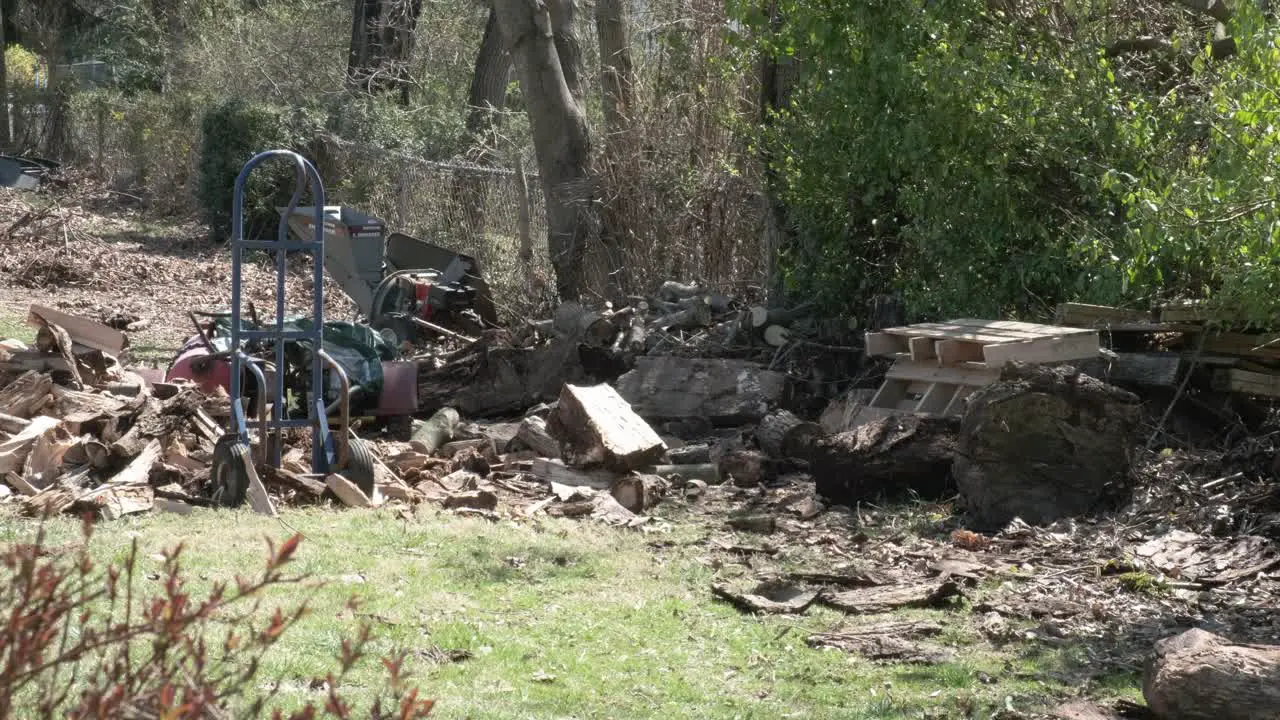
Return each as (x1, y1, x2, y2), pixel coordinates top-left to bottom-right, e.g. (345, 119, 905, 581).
(207, 150, 376, 505)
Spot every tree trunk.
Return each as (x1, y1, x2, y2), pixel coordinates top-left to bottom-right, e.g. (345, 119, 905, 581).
(594, 0, 636, 300)
(492, 0, 592, 300)
(347, 0, 424, 103)
(464, 7, 512, 156)
(759, 0, 796, 307)
(0, 0, 9, 147)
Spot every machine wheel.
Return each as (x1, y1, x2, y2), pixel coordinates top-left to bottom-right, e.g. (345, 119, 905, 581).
(341, 437, 377, 498)
(211, 435, 252, 508)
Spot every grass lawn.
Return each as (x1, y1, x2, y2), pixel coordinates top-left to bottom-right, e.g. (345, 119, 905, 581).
(0, 506, 1137, 719)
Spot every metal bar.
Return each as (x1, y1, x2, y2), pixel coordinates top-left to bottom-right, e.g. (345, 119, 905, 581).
(306, 164, 327, 476)
(237, 330, 323, 340)
(239, 353, 270, 465)
(316, 348, 350, 472)
(235, 240, 323, 251)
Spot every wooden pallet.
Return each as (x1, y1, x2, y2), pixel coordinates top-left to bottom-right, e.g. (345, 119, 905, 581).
(866, 318, 1099, 369)
(859, 359, 998, 420)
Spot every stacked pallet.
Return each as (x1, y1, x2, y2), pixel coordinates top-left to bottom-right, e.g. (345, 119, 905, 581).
(1055, 301, 1280, 399)
(859, 319, 1100, 424)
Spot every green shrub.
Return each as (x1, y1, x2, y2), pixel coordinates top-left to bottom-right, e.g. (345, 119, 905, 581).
(198, 98, 317, 241)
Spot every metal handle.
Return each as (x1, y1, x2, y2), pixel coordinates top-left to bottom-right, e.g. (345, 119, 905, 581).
(316, 348, 351, 472)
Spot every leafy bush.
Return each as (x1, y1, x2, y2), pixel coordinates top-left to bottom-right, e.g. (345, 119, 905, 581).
(0, 515, 435, 718)
(198, 98, 318, 241)
(5, 46, 43, 88)
(729, 0, 1280, 327)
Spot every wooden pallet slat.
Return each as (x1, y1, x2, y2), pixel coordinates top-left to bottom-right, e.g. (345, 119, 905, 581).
(866, 318, 1100, 369)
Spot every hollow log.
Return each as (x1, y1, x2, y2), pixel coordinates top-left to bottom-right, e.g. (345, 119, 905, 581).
(1143, 628, 1280, 720)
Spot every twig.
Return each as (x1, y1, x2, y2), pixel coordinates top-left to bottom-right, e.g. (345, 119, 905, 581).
(1146, 329, 1206, 449)
(1200, 471, 1243, 491)
(410, 317, 477, 344)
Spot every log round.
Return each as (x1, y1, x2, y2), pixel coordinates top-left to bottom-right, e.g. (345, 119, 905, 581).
(953, 364, 1140, 530)
(756, 409, 822, 460)
(811, 415, 959, 507)
(1143, 628, 1280, 720)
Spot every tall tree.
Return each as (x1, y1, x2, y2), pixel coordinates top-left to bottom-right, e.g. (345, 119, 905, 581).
(0, 0, 10, 147)
(347, 0, 424, 105)
(593, 0, 635, 298)
(463, 7, 512, 157)
(491, 0, 592, 300)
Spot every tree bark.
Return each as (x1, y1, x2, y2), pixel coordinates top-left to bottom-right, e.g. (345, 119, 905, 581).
(759, 0, 797, 307)
(492, 0, 592, 300)
(465, 7, 512, 153)
(347, 0, 424, 104)
(594, 0, 636, 300)
(0, 0, 10, 147)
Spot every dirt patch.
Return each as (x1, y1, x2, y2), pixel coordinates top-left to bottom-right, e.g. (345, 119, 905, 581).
(0, 184, 357, 365)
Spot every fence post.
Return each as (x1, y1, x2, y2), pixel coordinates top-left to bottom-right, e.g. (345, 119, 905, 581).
(514, 154, 533, 266)
(396, 158, 410, 230)
(94, 97, 105, 179)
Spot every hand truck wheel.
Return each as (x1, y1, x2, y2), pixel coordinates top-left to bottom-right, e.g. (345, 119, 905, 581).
(211, 434, 253, 508)
(341, 437, 377, 498)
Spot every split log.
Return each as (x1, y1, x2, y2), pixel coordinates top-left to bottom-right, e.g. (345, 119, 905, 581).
(821, 581, 963, 614)
(109, 390, 202, 460)
(756, 410, 822, 459)
(22, 423, 77, 489)
(615, 356, 788, 425)
(107, 440, 162, 485)
(515, 415, 560, 458)
(953, 364, 1141, 529)
(718, 449, 779, 487)
(32, 318, 83, 390)
(712, 580, 819, 615)
(811, 415, 960, 507)
(259, 465, 327, 499)
(1076, 352, 1182, 389)
(0, 416, 61, 475)
(72, 484, 155, 521)
(411, 407, 460, 455)
(547, 384, 665, 471)
(27, 304, 127, 355)
(440, 438, 499, 461)
(0, 371, 53, 418)
(609, 473, 667, 513)
(530, 458, 617, 489)
(553, 301, 616, 347)
(643, 463, 720, 484)
(665, 443, 711, 465)
(22, 486, 76, 517)
(1143, 628, 1280, 720)
(806, 620, 952, 664)
(0, 413, 30, 434)
(443, 489, 499, 511)
(326, 474, 374, 508)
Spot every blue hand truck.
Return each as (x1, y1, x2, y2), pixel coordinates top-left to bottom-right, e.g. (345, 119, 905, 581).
(209, 150, 376, 506)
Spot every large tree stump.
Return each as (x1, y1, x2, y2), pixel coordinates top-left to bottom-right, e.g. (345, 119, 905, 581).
(1143, 628, 1280, 720)
(615, 356, 788, 425)
(811, 415, 959, 507)
(953, 364, 1140, 530)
